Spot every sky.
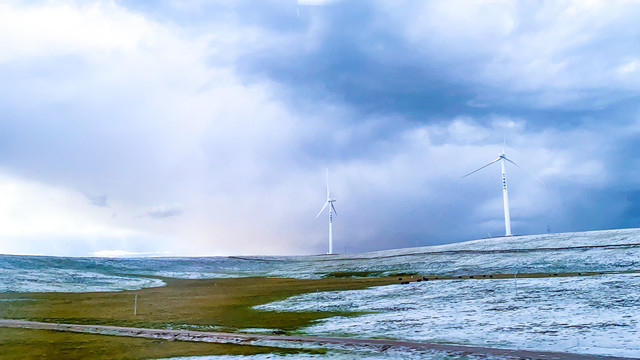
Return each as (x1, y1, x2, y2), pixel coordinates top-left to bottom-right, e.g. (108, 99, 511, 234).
(2, 0, 640, 256)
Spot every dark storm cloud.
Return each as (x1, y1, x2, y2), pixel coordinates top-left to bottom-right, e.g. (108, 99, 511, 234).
(115, 1, 640, 132)
(237, 2, 480, 121)
(118, 1, 479, 120)
(113, 0, 640, 126)
(216, 1, 640, 130)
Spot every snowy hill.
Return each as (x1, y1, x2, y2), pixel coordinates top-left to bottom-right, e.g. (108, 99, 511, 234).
(264, 228, 640, 278)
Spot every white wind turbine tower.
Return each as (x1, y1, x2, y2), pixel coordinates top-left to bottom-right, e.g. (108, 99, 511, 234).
(315, 169, 337, 254)
(462, 145, 532, 237)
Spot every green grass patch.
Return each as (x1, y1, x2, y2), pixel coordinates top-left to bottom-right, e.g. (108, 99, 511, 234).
(0, 276, 400, 358)
(0, 276, 400, 332)
(0, 327, 313, 360)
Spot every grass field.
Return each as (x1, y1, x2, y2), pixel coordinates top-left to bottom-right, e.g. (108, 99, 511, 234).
(0, 276, 403, 332)
(0, 327, 306, 360)
(0, 275, 402, 359)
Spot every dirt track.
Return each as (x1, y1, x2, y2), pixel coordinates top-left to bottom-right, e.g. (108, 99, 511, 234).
(1, 319, 637, 360)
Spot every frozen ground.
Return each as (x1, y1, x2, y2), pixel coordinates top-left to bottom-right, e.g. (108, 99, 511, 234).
(257, 273, 640, 357)
(1, 228, 639, 292)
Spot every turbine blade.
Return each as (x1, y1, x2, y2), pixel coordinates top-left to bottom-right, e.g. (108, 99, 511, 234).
(503, 156, 545, 185)
(326, 168, 330, 198)
(461, 158, 501, 178)
(315, 201, 329, 219)
(331, 202, 337, 216)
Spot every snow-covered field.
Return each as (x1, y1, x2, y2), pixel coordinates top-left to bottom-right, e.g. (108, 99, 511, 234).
(257, 273, 640, 357)
(0, 268, 165, 293)
(262, 228, 640, 278)
(255, 229, 640, 358)
(1, 228, 639, 358)
(2, 228, 639, 292)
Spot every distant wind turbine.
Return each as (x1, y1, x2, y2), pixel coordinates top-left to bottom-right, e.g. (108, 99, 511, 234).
(462, 146, 536, 237)
(315, 169, 337, 254)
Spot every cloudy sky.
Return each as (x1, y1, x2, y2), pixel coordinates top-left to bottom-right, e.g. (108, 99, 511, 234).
(2, 0, 640, 256)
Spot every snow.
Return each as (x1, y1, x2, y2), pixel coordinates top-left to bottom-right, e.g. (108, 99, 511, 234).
(257, 273, 640, 357)
(259, 228, 640, 278)
(0, 268, 165, 293)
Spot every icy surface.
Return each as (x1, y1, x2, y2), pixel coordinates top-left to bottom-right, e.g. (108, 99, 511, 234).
(258, 273, 640, 357)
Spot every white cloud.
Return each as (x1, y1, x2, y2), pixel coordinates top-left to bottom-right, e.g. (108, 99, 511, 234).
(0, 172, 143, 255)
(618, 60, 640, 74)
(0, 2, 148, 63)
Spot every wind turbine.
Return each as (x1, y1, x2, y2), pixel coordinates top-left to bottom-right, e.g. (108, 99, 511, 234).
(315, 169, 337, 254)
(462, 146, 531, 237)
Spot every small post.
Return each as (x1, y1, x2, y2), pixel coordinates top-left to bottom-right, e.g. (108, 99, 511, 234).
(134, 294, 138, 316)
